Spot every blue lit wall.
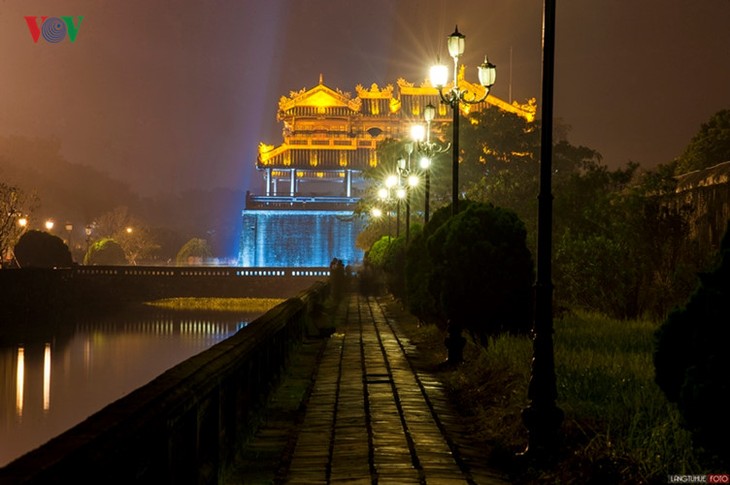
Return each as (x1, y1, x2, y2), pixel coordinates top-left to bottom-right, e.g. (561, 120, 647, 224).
(240, 209, 364, 267)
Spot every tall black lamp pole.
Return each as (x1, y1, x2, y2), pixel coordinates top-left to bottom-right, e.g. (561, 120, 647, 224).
(522, 0, 563, 458)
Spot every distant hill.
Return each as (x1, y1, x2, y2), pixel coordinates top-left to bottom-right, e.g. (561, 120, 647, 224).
(1, 135, 246, 260)
(0, 135, 138, 223)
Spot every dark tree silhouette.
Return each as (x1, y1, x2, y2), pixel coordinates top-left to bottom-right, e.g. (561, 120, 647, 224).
(14, 230, 72, 268)
(654, 222, 730, 467)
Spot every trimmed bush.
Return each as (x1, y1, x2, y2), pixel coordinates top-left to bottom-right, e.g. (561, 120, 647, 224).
(14, 230, 72, 268)
(427, 202, 534, 344)
(85, 238, 127, 265)
(654, 221, 730, 466)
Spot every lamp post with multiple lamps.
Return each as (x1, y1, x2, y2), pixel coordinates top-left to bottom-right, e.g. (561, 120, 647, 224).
(376, 186, 394, 240)
(411, 103, 450, 225)
(430, 25, 496, 216)
(396, 144, 420, 244)
(383, 174, 403, 238)
(428, 25, 496, 364)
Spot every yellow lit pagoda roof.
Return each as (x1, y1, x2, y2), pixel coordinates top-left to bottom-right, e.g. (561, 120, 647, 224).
(277, 71, 535, 122)
(279, 77, 361, 114)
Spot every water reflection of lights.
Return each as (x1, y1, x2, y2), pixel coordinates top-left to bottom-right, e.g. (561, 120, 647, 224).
(16, 347, 24, 418)
(76, 319, 247, 338)
(14, 344, 53, 418)
(43, 343, 51, 413)
(11, 319, 245, 420)
(3, 316, 251, 467)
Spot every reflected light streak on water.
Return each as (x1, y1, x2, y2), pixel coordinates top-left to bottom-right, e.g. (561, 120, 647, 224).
(15, 348, 24, 419)
(0, 312, 254, 467)
(43, 344, 50, 413)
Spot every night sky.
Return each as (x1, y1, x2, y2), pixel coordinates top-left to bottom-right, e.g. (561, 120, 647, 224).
(2, 0, 729, 197)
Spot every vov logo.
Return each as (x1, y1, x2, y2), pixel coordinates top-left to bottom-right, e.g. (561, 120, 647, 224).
(25, 16, 83, 43)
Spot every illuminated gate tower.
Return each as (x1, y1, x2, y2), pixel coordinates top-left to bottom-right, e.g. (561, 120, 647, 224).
(240, 73, 535, 267)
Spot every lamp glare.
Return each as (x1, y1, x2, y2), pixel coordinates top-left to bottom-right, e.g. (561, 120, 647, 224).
(429, 64, 448, 88)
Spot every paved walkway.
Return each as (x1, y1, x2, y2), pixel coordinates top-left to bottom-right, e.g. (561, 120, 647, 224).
(226, 293, 508, 484)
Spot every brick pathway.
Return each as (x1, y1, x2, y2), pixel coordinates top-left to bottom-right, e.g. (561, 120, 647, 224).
(226, 293, 507, 484)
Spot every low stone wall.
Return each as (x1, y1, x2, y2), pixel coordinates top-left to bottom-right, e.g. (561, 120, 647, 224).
(0, 281, 330, 484)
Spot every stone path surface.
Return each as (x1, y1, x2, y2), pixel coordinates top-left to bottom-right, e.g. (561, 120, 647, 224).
(226, 293, 508, 484)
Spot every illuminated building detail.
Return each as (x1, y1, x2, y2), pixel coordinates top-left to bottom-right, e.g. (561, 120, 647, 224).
(242, 73, 535, 267)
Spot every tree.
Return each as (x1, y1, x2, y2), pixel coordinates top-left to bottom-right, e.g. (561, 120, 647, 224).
(675, 109, 730, 174)
(94, 206, 159, 264)
(176, 238, 212, 265)
(551, 160, 704, 319)
(14, 230, 72, 268)
(459, 106, 539, 191)
(0, 182, 36, 266)
(84, 238, 127, 265)
(117, 225, 159, 265)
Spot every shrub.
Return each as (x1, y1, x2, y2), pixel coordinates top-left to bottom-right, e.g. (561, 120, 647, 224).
(405, 228, 441, 326)
(366, 235, 391, 269)
(381, 235, 407, 300)
(364, 235, 409, 298)
(654, 221, 730, 466)
(404, 202, 472, 327)
(85, 238, 127, 265)
(427, 202, 534, 345)
(14, 230, 72, 268)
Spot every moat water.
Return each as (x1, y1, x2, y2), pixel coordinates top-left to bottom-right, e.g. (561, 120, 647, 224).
(0, 307, 261, 467)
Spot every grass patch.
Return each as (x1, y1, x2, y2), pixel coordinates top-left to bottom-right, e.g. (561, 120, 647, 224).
(551, 311, 700, 482)
(144, 297, 284, 313)
(395, 305, 704, 483)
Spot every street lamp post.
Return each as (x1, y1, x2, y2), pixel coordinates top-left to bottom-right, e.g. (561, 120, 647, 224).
(522, 0, 563, 459)
(385, 174, 400, 237)
(377, 187, 393, 240)
(397, 147, 419, 244)
(430, 26, 496, 216)
(395, 184, 406, 239)
(412, 103, 449, 225)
